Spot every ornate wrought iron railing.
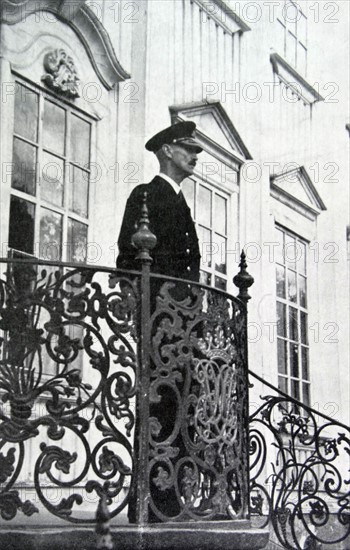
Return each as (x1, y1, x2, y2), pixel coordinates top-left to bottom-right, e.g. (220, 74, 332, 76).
(0, 254, 252, 527)
(0, 254, 348, 550)
(249, 370, 350, 550)
(0, 259, 139, 523)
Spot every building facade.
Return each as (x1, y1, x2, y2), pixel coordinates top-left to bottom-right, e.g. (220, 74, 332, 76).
(0, 0, 349, 541)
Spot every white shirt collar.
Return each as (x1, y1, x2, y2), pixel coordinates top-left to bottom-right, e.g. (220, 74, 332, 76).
(159, 173, 181, 194)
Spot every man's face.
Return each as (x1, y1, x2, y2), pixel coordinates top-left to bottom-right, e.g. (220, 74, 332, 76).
(168, 144, 198, 177)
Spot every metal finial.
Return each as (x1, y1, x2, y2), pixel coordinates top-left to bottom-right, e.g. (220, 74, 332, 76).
(95, 493, 114, 550)
(233, 251, 254, 303)
(131, 191, 157, 263)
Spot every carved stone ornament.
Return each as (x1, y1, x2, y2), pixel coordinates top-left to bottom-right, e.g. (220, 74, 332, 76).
(42, 49, 80, 98)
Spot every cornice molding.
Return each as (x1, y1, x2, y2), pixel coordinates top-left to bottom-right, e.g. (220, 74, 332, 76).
(270, 53, 323, 106)
(0, 0, 130, 89)
(191, 0, 250, 35)
(270, 166, 326, 221)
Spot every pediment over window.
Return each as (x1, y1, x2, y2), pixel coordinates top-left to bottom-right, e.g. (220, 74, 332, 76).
(170, 101, 252, 165)
(270, 53, 323, 106)
(271, 166, 326, 220)
(0, 0, 130, 88)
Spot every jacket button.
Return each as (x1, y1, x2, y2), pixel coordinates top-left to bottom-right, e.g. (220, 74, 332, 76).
(187, 266, 191, 271)
(186, 248, 190, 254)
(185, 232, 189, 237)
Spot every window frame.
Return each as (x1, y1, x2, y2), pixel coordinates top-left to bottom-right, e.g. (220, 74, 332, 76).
(275, 224, 311, 406)
(182, 176, 231, 291)
(277, 0, 308, 75)
(9, 74, 96, 264)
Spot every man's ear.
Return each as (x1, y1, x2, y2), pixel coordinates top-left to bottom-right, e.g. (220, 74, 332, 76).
(162, 144, 172, 159)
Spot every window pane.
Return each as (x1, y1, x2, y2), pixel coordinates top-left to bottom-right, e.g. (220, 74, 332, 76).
(182, 178, 195, 214)
(214, 233, 226, 274)
(69, 166, 89, 217)
(289, 343, 299, 378)
(43, 99, 65, 156)
(278, 376, 288, 394)
(303, 382, 310, 407)
(299, 13, 307, 44)
(298, 242, 306, 274)
(12, 138, 36, 195)
(200, 271, 211, 286)
(198, 225, 212, 269)
(39, 209, 62, 261)
(277, 339, 287, 374)
(292, 379, 300, 401)
(301, 346, 309, 380)
(214, 276, 226, 291)
(288, 306, 298, 341)
(276, 265, 286, 298)
(277, 302, 286, 337)
(285, 1, 298, 34)
(300, 311, 308, 344)
(14, 83, 38, 142)
(214, 194, 226, 235)
(299, 275, 307, 307)
(71, 115, 91, 167)
(198, 185, 212, 227)
(286, 31, 297, 66)
(297, 43, 307, 74)
(287, 269, 297, 302)
(9, 197, 35, 255)
(41, 152, 64, 207)
(67, 219, 88, 263)
(285, 234, 296, 269)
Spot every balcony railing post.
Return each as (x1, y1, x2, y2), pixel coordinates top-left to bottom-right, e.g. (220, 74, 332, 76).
(233, 251, 254, 519)
(130, 192, 157, 524)
(233, 251, 254, 305)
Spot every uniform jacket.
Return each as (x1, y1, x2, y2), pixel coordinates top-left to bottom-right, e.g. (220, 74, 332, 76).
(117, 176, 201, 282)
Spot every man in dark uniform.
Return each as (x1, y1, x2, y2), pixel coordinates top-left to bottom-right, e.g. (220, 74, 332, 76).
(117, 122, 203, 522)
(117, 121, 203, 283)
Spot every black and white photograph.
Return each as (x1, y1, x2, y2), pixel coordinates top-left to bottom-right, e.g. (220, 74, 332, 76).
(0, 1, 349, 549)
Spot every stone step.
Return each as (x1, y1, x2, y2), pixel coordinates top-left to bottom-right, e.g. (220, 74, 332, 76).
(0, 523, 269, 550)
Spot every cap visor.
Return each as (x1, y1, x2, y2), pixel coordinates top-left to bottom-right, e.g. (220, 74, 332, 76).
(176, 139, 203, 152)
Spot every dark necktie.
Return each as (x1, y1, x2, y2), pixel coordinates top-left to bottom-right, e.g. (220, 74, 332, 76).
(177, 190, 187, 205)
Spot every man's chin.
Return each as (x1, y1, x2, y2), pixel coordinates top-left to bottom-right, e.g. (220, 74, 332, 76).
(186, 165, 196, 175)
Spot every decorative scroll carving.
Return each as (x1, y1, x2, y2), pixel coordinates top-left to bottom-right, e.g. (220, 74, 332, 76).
(42, 49, 80, 98)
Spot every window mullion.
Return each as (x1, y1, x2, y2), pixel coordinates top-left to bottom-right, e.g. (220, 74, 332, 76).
(62, 107, 71, 262)
(34, 92, 45, 258)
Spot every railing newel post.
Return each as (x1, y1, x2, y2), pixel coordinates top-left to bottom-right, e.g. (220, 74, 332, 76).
(233, 250, 254, 304)
(233, 251, 254, 520)
(130, 191, 157, 525)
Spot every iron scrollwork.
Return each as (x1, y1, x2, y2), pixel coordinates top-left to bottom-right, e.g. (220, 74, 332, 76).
(0, 259, 138, 522)
(1, 257, 348, 550)
(249, 375, 350, 549)
(147, 281, 249, 522)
